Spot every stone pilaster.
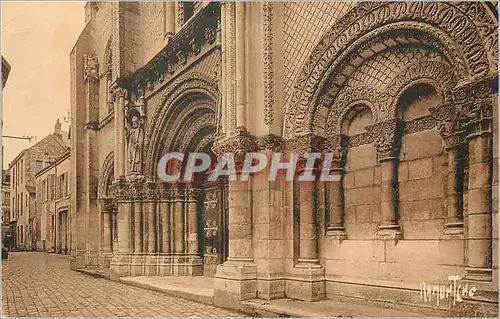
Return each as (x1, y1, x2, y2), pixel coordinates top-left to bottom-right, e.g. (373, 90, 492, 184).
(213, 130, 257, 309)
(366, 119, 402, 242)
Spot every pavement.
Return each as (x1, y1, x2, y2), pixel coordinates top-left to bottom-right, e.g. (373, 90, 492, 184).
(1, 252, 243, 317)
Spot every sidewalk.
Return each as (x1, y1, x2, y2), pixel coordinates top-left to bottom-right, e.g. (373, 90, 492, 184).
(74, 272, 445, 317)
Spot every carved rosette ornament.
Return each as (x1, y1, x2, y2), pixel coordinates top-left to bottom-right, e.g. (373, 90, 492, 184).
(366, 119, 402, 161)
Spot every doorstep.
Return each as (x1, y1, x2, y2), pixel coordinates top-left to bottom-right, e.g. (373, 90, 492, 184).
(120, 276, 214, 306)
(241, 298, 433, 317)
(75, 267, 111, 279)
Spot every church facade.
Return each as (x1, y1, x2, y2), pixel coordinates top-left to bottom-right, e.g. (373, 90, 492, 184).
(70, 2, 498, 315)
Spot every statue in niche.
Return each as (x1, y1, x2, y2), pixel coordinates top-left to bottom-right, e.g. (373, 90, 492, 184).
(126, 114, 145, 174)
(83, 53, 99, 80)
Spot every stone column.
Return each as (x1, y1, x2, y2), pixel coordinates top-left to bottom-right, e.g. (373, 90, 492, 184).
(133, 201, 142, 254)
(296, 159, 320, 266)
(235, 2, 246, 129)
(102, 211, 112, 252)
(429, 103, 467, 236)
(186, 188, 200, 256)
(163, 1, 175, 42)
(161, 200, 170, 253)
(464, 99, 493, 281)
(146, 201, 156, 254)
(367, 119, 402, 241)
(113, 87, 127, 179)
(173, 194, 184, 254)
(324, 135, 347, 242)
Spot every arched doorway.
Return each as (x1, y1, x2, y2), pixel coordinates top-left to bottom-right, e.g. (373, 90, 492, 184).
(145, 73, 228, 277)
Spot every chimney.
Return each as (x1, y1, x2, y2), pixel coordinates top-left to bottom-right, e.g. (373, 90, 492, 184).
(54, 119, 62, 136)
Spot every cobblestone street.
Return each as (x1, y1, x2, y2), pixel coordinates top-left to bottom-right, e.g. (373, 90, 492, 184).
(2, 252, 242, 317)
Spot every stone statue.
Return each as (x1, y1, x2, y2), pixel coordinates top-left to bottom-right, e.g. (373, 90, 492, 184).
(126, 115, 144, 173)
(84, 53, 99, 80)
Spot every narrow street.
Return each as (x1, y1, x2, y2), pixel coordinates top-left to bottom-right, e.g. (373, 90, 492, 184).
(1, 252, 242, 317)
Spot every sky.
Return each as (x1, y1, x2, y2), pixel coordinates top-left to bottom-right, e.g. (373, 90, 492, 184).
(1, 1, 85, 169)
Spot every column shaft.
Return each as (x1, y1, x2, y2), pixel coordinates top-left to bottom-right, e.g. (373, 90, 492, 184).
(173, 201, 183, 254)
(134, 201, 142, 253)
(187, 200, 199, 255)
(235, 2, 246, 129)
(102, 211, 111, 251)
(147, 201, 156, 253)
(379, 159, 399, 228)
(117, 201, 131, 254)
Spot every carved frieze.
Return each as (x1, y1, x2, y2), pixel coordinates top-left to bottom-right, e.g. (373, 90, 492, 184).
(118, 2, 220, 98)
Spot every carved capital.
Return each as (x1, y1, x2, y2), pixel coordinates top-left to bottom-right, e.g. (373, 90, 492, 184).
(464, 98, 493, 139)
(429, 104, 468, 150)
(323, 134, 348, 166)
(256, 134, 285, 152)
(212, 128, 257, 164)
(366, 119, 402, 161)
(102, 198, 117, 213)
(144, 181, 158, 201)
(450, 77, 494, 103)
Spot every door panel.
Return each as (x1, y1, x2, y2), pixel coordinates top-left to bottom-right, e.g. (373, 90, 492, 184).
(202, 183, 228, 277)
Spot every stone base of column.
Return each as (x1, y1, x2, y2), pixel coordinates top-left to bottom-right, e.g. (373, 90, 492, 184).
(465, 267, 492, 282)
(110, 253, 203, 279)
(213, 260, 258, 310)
(257, 278, 286, 300)
(326, 227, 347, 244)
(376, 224, 402, 244)
(109, 253, 132, 280)
(98, 250, 114, 269)
(286, 266, 325, 301)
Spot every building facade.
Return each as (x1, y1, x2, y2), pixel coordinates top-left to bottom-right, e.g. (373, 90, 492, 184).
(2, 56, 12, 249)
(70, 1, 498, 316)
(35, 151, 70, 253)
(9, 120, 70, 250)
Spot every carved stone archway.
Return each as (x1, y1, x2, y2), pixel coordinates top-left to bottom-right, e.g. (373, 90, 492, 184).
(284, 1, 497, 138)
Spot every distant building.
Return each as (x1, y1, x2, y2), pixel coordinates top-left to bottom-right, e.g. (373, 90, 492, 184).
(9, 120, 70, 250)
(2, 56, 12, 249)
(35, 151, 70, 253)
